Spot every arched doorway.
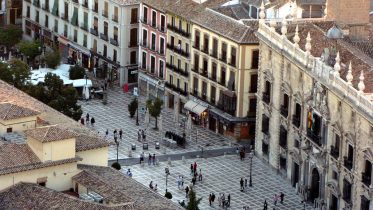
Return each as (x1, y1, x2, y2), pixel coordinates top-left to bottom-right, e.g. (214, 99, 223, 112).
(310, 168, 320, 201)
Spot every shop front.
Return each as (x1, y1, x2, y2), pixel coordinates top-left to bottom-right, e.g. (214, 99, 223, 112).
(184, 100, 208, 127)
(68, 42, 90, 68)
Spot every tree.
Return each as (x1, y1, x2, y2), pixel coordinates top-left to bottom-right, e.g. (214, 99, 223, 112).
(165, 191, 172, 199)
(146, 98, 163, 129)
(111, 162, 121, 170)
(44, 73, 63, 100)
(0, 59, 30, 89)
(69, 64, 86, 80)
(0, 25, 23, 49)
(18, 40, 41, 64)
(185, 188, 202, 210)
(44, 50, 61, 69)
(128, 98, 138, 118)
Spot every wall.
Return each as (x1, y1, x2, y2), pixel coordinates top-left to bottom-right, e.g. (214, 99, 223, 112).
(76, 147, 108, 166)
(326, 0, 370, 25)
(43, 138, 76, 161)
(0, 116, 37, 134)
(0, 162, 79, 191)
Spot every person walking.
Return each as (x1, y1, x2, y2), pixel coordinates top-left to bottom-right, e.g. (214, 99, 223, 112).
(148, 153, 151, 166)
(227, 194, 231, 207)
(177, 176, 181, 189)
(263, 199, 268, 210)
(185, 186, 189, 198)
(149, 181, 154, 190)
(86, 113, 90, 124)
(273, 194, 278, 206)
(137, 130, 141, 141)
(192, 176, 196, 186)
(211, 193, 215, 203)
(80, 118, 85, 125)
(245, 178, 248, 189)
(198, 169, 203, 181)
(218, 193, 222, 206)
(113, 129, 117, 139)
(221, 193, 226, 207)
(90, 117, 95, 127)
(279, 192, 285, 204)
(154, 184, 158, 191)
(105, 129, 109, 138)
(193, 162, 197, 173)
(240, 178, 244, 191)
(142, 129, 146, 141)
(209, 194, 212, 206)
(181, 176, 184, 187)
(119, 129, 123, 140)
(190, 164, 194, 175)
(152, 154, 156, 165)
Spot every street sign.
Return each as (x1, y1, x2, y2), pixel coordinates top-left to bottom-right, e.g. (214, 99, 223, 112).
(133, 87, 138, 96)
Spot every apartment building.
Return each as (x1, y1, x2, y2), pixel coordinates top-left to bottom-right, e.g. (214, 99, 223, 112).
(255, 10, 373, 210)
(22, 0, 140, 86)
(138, 0, 172, 99)
(0, 0, 22, 26)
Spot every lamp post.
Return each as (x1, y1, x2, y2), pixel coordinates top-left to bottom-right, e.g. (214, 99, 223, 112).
(136, 96, 139, 126)
(165, 167, 170, 192)
(248, 148, 254, 187)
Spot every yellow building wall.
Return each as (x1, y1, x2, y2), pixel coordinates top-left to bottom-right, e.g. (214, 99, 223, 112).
(43, 138, 76, 161)
(0, 116, 37, 134)
(0, 162, 79, 191)
(76, 147, 109, 166)
(27, 136, 44, 161)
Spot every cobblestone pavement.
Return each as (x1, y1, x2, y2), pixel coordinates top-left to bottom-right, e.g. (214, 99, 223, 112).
(79, 86, 242, 160)
(124, 155, 312, 210)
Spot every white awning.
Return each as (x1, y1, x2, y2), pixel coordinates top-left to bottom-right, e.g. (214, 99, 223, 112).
(184, 100, 207, 115)
(68, 42, 91, 56)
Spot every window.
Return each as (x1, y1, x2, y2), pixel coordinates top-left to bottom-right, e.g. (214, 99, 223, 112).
(212, 38, 218, 57)
(103, 44, 107, 57)
(249, 74, 258, 93)
(230, 47, 236, 67)
(194, 30, 200, 49)
(344, 145, 354, 170)
(342, 179, 352, 203)
(362, 160, 372, 187)
(6, 127, 12, 133)
(203, 34, 209, 53)
(160, 37, 165, 54)
(160, 15, 165, 31)
(113, 7, 118, 22)
(142, 29, 147, 46)
(210, 86, 216, 104)
(202, 82, 207, 100)
(221, 43, 227, 62)
(281, 94, 289, 117)
(249, 98, 257, 114)
(252, 50, 259, 69)
(83, 34, 87, 47)
(150, 56, 155, 73)
(151, 33, 156, 50)
(142, 51, 146, 68)
(332, 171, 338, 180)
(193, 54, 199, 71)
(220, 67, 226, 86)
(184, 82, 188, 93)
(228, 71, 235, 91)
(170, 36, 174, 48)
(301, 5, 323, 18)
(211, 63, 217, 81)
(261, 114, 269, 135)
(35, 11, 39, 23)
(104, 22, 108, 36)
(27, 6, 30, 18)
(169, 75, 173, 85)
(262, 81, 271, 104)
(159, 60, 164, 78)
(131, 8, 138, 24)
(279, 126, 287, 149)
(113, 49, 117, 62)
(250, 6, 258, 18)
(292, 103, 301, 128)
(45, 15, 48, 27)
(73, 29, 77, 42)
(331, 134, 340, 159)
(151, 10, 156, 27)
(143, 6, 148, 23)
(193, 77, 198, 94)
(54, 19, 58, 32)
(361, 196, 370, 210)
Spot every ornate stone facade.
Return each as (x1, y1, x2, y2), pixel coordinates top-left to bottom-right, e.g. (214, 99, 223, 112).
(255, 16, 373, 210)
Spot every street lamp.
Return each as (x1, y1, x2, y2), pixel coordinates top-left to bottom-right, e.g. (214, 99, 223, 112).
(165, 167, 170, 192)
(248, 148, 254, 187)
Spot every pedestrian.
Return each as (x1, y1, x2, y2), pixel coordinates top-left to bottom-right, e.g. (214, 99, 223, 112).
(273, 194, 278, 206)
(221, 193, 226, 207)
(185, 186, 189, 198)
(193, 162, 197, 173)
(227, 194, 231, 207)
(80, 118, 85, 125)
(90, 117, 95, 126)
(218, 193, 222, 206)
(240, 178, 244, 191)
(105, 129, 109, 138)
(280, 192, 285, 204)
(263, 199, 268, 210)
(198, 169, 202, 181)
(119, 129, 123, 140)
(137, 130, 141, 141)
(245, 178, 248, 189)
(177, 176, 181, 189)
(142, 129, 145, 141)
(211, 193, 215, 203)
(181, 176, 184, 187)
(209, 194, 212, 206)
(104, 80, 108, 90)
(148, 153, 151, 165)
(93, 67, 96, 77)
(190, 164, 194, 175)
(113, 129, 117, 138)
(152, 154, 156, 165)
(149, 181, 154, 190)
(86, 113, 90, 123)
(192, 176, 196, 186)
(154, 184, 157, 191)
(126, 169, 132, 177)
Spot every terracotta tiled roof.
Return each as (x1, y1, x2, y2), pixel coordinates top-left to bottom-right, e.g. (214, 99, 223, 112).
(78, 164, 184, 210)
(75, 134, 114, 152)
(24, 125, 78, 143)
(111, 0, 140, 6)
(73, 171, 133, 205)
(0, 80, 110, 151)
(142, 0, 175, 12)
(0, 182, 136, 210)
(0, 144, 81, 176)
(0, 102, 39, 121)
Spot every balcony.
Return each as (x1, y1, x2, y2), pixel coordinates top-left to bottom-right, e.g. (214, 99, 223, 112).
(61, 13, 68, 21)
(128, 42, 138, 48)
(280, 106, 288, 117)
(100, 33, 108, 41)
(166, 24, 190, 38)
(219, 53, 227, 63)
(166, 63, 189, 78)
(210, 50, 218, 59)
(191, 68, 199, 73)
(292, 115, 301, 128)
(201, 46, 209, 54)
(330, 146, 339, 159)
(166, 43, 190, 58)
(33, 0, 40, 8)
(90, 28, 98, 36)
(82, 1, 89, 8)
(193, 42, 200, 50)
(42, 4, 49, 12)
(262, 93, 270, 104)
(158, 25, 166, 33)
(362, 172, 371, 187)
(343, 156, 353, 171)
(102, 10, 108, 18)
(307, 129, 321, 146)
(92, 5, 98, 13)
(229, 58, 236, 67)
(112, 15, 118, 23)
(165, 82, 188, 96)
(110, 38, 118, 46)
(72, 0, 79, 4)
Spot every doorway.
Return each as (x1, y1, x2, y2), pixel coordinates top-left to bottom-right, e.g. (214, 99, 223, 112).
(292, 162, 299, 187)
(310, 168, 320, 202)
(329, 194, 338, 210)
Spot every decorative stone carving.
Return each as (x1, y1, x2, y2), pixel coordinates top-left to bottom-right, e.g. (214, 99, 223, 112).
(263, 69, 274, 83)
(358, 71, 365, 93)
(281, 82, 292, 95)
(334, 52, 341, 77)
(327, 180, 341, 196)
(346, 62, 353, 86)
(293, 25, 300, 48)
(281, 18, 287, 37)
(362, 148, 373, 163)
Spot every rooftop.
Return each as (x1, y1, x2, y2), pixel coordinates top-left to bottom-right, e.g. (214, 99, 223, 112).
(0, 182, 135, 210)
(0, 102, 40, 121)
(24, 125, 78, 143)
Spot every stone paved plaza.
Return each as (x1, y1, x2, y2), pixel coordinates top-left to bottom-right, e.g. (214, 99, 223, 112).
(79, 86, 242, 160)
(125, 155, 312, 210)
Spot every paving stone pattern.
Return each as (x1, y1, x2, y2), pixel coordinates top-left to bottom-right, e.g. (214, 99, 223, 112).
(79, 86, 239, 160)
(126, 155, 312, 210)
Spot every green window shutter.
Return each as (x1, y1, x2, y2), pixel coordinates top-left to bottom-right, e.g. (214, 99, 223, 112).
(84, 13, 88, 29)
(71, 8, 78, 26)
(52, 0, 58, 15)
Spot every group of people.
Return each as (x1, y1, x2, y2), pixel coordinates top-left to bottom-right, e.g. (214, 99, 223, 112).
(273, 192, 285, 206)
(80, 113, 95, 127)
(105, 128, 123, 141)
(240, 177, 249, 192)
(139, 152, 156, 165)
(177, 175, 185, 189)
(190, 162, 202, 186)
(137, 129, 146, 141)
(208, 193, 231, 207)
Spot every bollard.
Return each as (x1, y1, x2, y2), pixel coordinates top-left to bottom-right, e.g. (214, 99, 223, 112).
(182, 156, 186, 164)
(168, 157, 172, 166)
(128, 150, 132, 157)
